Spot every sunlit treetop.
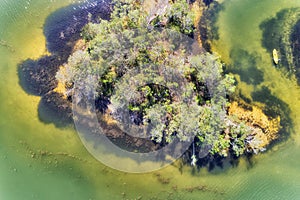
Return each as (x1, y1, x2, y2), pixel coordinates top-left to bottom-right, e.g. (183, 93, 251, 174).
(56, 0, 274, 161)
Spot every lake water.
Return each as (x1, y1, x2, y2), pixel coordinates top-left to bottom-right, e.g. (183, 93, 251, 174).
(1, 0, 300, 199)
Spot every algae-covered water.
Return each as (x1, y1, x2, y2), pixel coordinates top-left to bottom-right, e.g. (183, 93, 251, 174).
(1, 0, 300, 199)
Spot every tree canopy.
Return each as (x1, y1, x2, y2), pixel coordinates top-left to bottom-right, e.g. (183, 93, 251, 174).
(56, 0, 276, 162)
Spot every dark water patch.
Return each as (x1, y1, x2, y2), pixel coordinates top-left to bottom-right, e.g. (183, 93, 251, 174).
(38, 91, 73, 127)
(234, 91, 252, 108)
(43, 0, 111, 59)
(260, 9, 286, 52)
(18, 56, 62, 96)
(199, 2, 224, 52)
(180, 139, 241, 172)
(260, 8, 300, 79)
(251, 86, 293, 140)
(291, 19, 300, 84)
(229, 49, 264, 85)
(18, 0, 112, 127)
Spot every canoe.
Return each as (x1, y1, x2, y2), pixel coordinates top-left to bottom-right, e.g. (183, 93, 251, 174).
(273, 49, 279, 65)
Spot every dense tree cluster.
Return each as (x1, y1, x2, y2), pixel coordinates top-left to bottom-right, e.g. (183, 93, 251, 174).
(56, 0, 269, 162)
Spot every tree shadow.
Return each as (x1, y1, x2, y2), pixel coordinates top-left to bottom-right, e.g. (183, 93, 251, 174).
(180, 141, 248, 174)
(251, 86, 293, 142)
(17, 0, 112, 127)
(199, 1, 225, 52)
(229, 48, 264, 85)
(18, 56, 61, 96)
(43, 0, 111, 58)
(38, 91, 73, 128)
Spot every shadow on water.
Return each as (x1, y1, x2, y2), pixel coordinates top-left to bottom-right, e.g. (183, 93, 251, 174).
(251, 86, 293, 142)
(260, 8, 300, 83)
(43, 0, 111, 59)
(229, 49, 264, 85)
(17, 0, 112, 127)
(199, 1, 224, 52)
(38, 92, 73, 127)
(192, 155, 256, 174)
(180, 140, 256, 173)
(291, 19, 300, 83)
(18, 56, 62, 96)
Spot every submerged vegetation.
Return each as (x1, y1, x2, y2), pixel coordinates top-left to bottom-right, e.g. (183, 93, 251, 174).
(260, 8, 300, 83)
(53, 0, 281, 164)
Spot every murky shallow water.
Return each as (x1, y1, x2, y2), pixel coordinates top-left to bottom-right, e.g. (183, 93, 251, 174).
(1, 0, 300, 199)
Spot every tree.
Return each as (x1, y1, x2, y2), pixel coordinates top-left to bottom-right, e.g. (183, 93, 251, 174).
(56, 0, 259, 161)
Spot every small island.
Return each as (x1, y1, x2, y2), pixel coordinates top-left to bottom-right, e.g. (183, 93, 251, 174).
(19, 0, 281, 167)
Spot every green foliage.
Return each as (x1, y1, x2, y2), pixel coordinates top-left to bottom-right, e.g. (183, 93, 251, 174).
(56, 0, 253, 160)
(229, 122, 249, 157)
(165, 0, 195, 35)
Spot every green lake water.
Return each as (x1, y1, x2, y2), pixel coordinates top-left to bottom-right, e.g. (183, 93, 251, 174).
(1, 0, 300, 199)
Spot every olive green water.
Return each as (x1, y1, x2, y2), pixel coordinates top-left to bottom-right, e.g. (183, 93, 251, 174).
(1, 0, 300, 199)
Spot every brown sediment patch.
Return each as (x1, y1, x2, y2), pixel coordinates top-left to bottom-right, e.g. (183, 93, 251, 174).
(72, 39, 86, 53)
(228, 101, 281, 148)
(53, 79, 67, 98)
